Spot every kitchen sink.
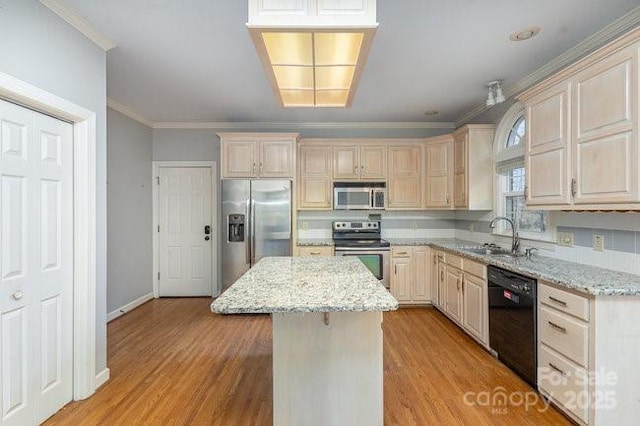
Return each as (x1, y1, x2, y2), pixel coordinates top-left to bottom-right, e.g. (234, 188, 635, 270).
(458, 246, 521, 258)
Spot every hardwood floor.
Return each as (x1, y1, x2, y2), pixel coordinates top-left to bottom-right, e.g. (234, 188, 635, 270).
(45, 299, 571, 425)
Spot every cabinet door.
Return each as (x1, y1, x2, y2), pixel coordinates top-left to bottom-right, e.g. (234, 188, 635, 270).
(425, 139, 453, 208)
(437, 262, 446, 309)
(572, 46, 638, 204)
(298, 144, 332, 209)
(462, 273, 487, 344)
(388, 146, 422, 209)
(391, 256, 412, 302)
(260, 140, 294, 177)
(525, 81, 572, 206)
(360, 146, 387, 179)
(412, 246, 430, 302)
(430, 251, 440, 305)
(333, 145, 359, 179)
(222, 140, 256, 177)
(299, 178, 332, 209)
(453, 133, 468, 207)
(444, 266, 463, 324)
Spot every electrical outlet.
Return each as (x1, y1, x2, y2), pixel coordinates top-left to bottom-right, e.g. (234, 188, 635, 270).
(302, 221, 308, 230)
(593, 235, 604, 252)
(557, 231, 574, 247)
(469, 223, 475, 233)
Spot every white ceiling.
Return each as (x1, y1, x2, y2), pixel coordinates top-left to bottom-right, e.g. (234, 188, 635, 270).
(62, 0, 640, 125)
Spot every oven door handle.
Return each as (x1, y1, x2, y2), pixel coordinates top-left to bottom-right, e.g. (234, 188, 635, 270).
(334, 247, 390, 252)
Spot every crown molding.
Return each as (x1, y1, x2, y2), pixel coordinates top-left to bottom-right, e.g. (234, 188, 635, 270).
(40, 0, 117, 51)
(455, 5, 640, 127)
(152, 121, 454, 130)
(107, 98, 153, 128)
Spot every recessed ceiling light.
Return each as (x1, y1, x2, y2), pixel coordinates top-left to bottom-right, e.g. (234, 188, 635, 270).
(509, 26, 541, 42)
(424, 110, 439, 116)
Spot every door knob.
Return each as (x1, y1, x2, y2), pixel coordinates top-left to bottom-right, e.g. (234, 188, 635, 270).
(12, 291, 23, 300)
(205, 236, 210, 241)
(204, 225, 211, 235)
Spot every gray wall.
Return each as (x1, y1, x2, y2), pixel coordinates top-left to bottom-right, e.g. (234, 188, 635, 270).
(0, 1, 108, 374)
(107, 108, 153, 314)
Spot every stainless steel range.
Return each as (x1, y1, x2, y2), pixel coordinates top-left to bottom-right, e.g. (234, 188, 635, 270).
(333, 221, 390, 289)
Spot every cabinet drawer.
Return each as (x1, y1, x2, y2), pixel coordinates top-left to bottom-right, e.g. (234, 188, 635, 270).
(297, 246, 333, 256)
(539, 283, 589, 321)
(539, 306, 589, 367)
(538, 345, 589, 423)
(391, 246, 412, 257)
(443, 252, 463, 269)
(462, 258, 486, 279)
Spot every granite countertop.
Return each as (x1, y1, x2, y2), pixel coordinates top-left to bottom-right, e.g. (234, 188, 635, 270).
(297, 238, 334, 246)
(211, 257, 398, 314)
(386, 237, 456, 246)
(430, 241, 640, 297)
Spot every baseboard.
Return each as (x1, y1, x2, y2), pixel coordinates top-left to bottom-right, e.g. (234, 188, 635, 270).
(95, 368, 110, 389)
(107, 292, 155, 323)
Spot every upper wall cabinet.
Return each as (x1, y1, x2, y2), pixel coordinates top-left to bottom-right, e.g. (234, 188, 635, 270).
(219, 133, 298, 178)
(452, 125, 494, 210)
(332, 143, 387, 180)
(519, 28, 639, 209)
(424, 135, 454, 209)
(388, 144, 423, 209)
(298, 140, 333, 210)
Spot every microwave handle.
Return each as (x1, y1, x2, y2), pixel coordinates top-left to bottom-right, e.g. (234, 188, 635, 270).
(370, 189, 375, 208)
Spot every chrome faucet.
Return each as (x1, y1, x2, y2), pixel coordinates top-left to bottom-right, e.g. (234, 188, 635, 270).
(489, 216, 520, 254)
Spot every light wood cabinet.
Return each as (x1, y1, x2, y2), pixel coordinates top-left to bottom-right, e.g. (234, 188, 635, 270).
(444, 264, 463, 324)
(295, 245, 334, 256)
(390, 246, 430, 305)
(462, 259, 489, 346)
(537, 276, 640, 425)
(219, 133, 298, 178)
(390, 255, 412, 302)
(432, 252, 488, 346)
(452, 125, 494, 210)
(298, 142, 332, 210)
(520, 30, 640, 210)
(333, 144, 386, 180)
(388, 145, 422, 209)
(430, 250, 442, 307)
(525, 81, 572, 206)
(424, 135, 453, 209)
(537, 282, 591, 424)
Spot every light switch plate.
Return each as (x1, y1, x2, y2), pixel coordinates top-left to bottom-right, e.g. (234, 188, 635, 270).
(593, 235, 604, 252)
(557, 231, 574, 247)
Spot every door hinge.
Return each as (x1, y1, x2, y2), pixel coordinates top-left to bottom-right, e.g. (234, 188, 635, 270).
(157, 225, 160, 232)
(156, 176, 160, 185)
(158, 272, 160, 280)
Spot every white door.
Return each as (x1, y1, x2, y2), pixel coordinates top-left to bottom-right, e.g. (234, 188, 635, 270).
(158, 167, 213, 296)
(0, 100, 73, 425)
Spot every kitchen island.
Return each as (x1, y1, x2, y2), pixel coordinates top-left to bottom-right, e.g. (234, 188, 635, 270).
(212, 256, 398, 426)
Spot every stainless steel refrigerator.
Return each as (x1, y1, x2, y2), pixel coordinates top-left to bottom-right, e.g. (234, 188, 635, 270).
(221, 180, 292, 290)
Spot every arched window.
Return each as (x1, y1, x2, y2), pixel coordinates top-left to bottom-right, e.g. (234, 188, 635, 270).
(494, 103, 552, 241)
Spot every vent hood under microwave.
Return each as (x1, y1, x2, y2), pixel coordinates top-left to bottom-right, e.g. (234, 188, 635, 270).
(333, 182, 386, 210)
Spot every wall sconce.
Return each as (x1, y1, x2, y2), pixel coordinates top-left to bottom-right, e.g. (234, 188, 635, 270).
(486, 80, 505, 107)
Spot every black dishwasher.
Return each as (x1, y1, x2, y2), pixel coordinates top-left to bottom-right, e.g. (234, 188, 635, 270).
(488, 265, 537, 387)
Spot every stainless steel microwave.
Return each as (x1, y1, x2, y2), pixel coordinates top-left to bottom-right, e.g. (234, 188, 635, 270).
(333, 182, 386, 210)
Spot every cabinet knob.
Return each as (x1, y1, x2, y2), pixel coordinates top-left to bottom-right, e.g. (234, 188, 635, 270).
(12, 291, 23, 300)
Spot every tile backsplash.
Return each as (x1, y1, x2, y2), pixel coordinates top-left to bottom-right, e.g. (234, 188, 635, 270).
(297, 210, 640, 276)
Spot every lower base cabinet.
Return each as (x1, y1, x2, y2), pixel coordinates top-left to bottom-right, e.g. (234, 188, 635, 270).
(434, 251, 488, 346)
(390, 246, 431, 304)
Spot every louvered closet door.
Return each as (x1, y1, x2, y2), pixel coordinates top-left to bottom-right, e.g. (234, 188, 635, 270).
(0, 99, 73, 425)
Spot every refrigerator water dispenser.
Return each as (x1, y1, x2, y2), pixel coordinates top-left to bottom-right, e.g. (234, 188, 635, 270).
(228, 214, 245, 242)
